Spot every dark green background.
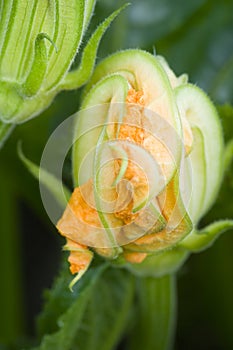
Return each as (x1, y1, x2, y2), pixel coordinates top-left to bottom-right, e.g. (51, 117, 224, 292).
(0, 0, 233, 349)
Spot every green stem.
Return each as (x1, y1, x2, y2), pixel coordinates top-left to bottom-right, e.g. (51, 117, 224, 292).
(129, 274, 177, 350)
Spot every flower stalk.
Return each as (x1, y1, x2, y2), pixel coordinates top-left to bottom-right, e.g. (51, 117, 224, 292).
(129, 275, 176, 350)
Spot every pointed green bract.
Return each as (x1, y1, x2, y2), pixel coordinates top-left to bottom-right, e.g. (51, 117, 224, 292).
(61, 5, 129, 91)
(181, 220, 233, 252)
(18, 142, 71, 208)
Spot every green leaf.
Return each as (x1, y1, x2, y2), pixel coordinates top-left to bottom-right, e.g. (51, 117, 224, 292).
(32, 264, 108, 350)
(36, 264, 133, 350)
(37, 261, 106, 337)
(36, 260, 75, 337)
(60, 4, 129, 90)
(129, 274, 176, 350)
(18, 142, 71, 208)
(0, 120, 14, 149)
(71, 268, 134, 350)
(180, 220, 233, 252)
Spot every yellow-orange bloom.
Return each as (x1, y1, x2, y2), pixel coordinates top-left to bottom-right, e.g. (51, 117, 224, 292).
(57, 50, 223, 285)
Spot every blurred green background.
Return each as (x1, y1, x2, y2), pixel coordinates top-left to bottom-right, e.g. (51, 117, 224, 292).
(0, 0, 233, 349)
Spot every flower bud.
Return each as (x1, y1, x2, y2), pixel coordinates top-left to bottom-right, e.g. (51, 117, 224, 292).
(0, 1, 125, 144)
(56, 49, 224, 284)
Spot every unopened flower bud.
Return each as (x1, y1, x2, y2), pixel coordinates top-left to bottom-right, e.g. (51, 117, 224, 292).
(57, 49, 224, 284)
(0, 1, 126, 145)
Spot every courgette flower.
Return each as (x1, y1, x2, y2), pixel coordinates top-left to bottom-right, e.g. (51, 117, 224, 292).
(56, 50, 227, 288)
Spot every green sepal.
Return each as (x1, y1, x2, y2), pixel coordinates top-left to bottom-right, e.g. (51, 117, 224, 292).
(180, 220, 233, 252)
(114, 247, 189, 278)
(60, 4, 129, 91)
(21, 33, 56, 97)
(18, 142, 71, 208)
